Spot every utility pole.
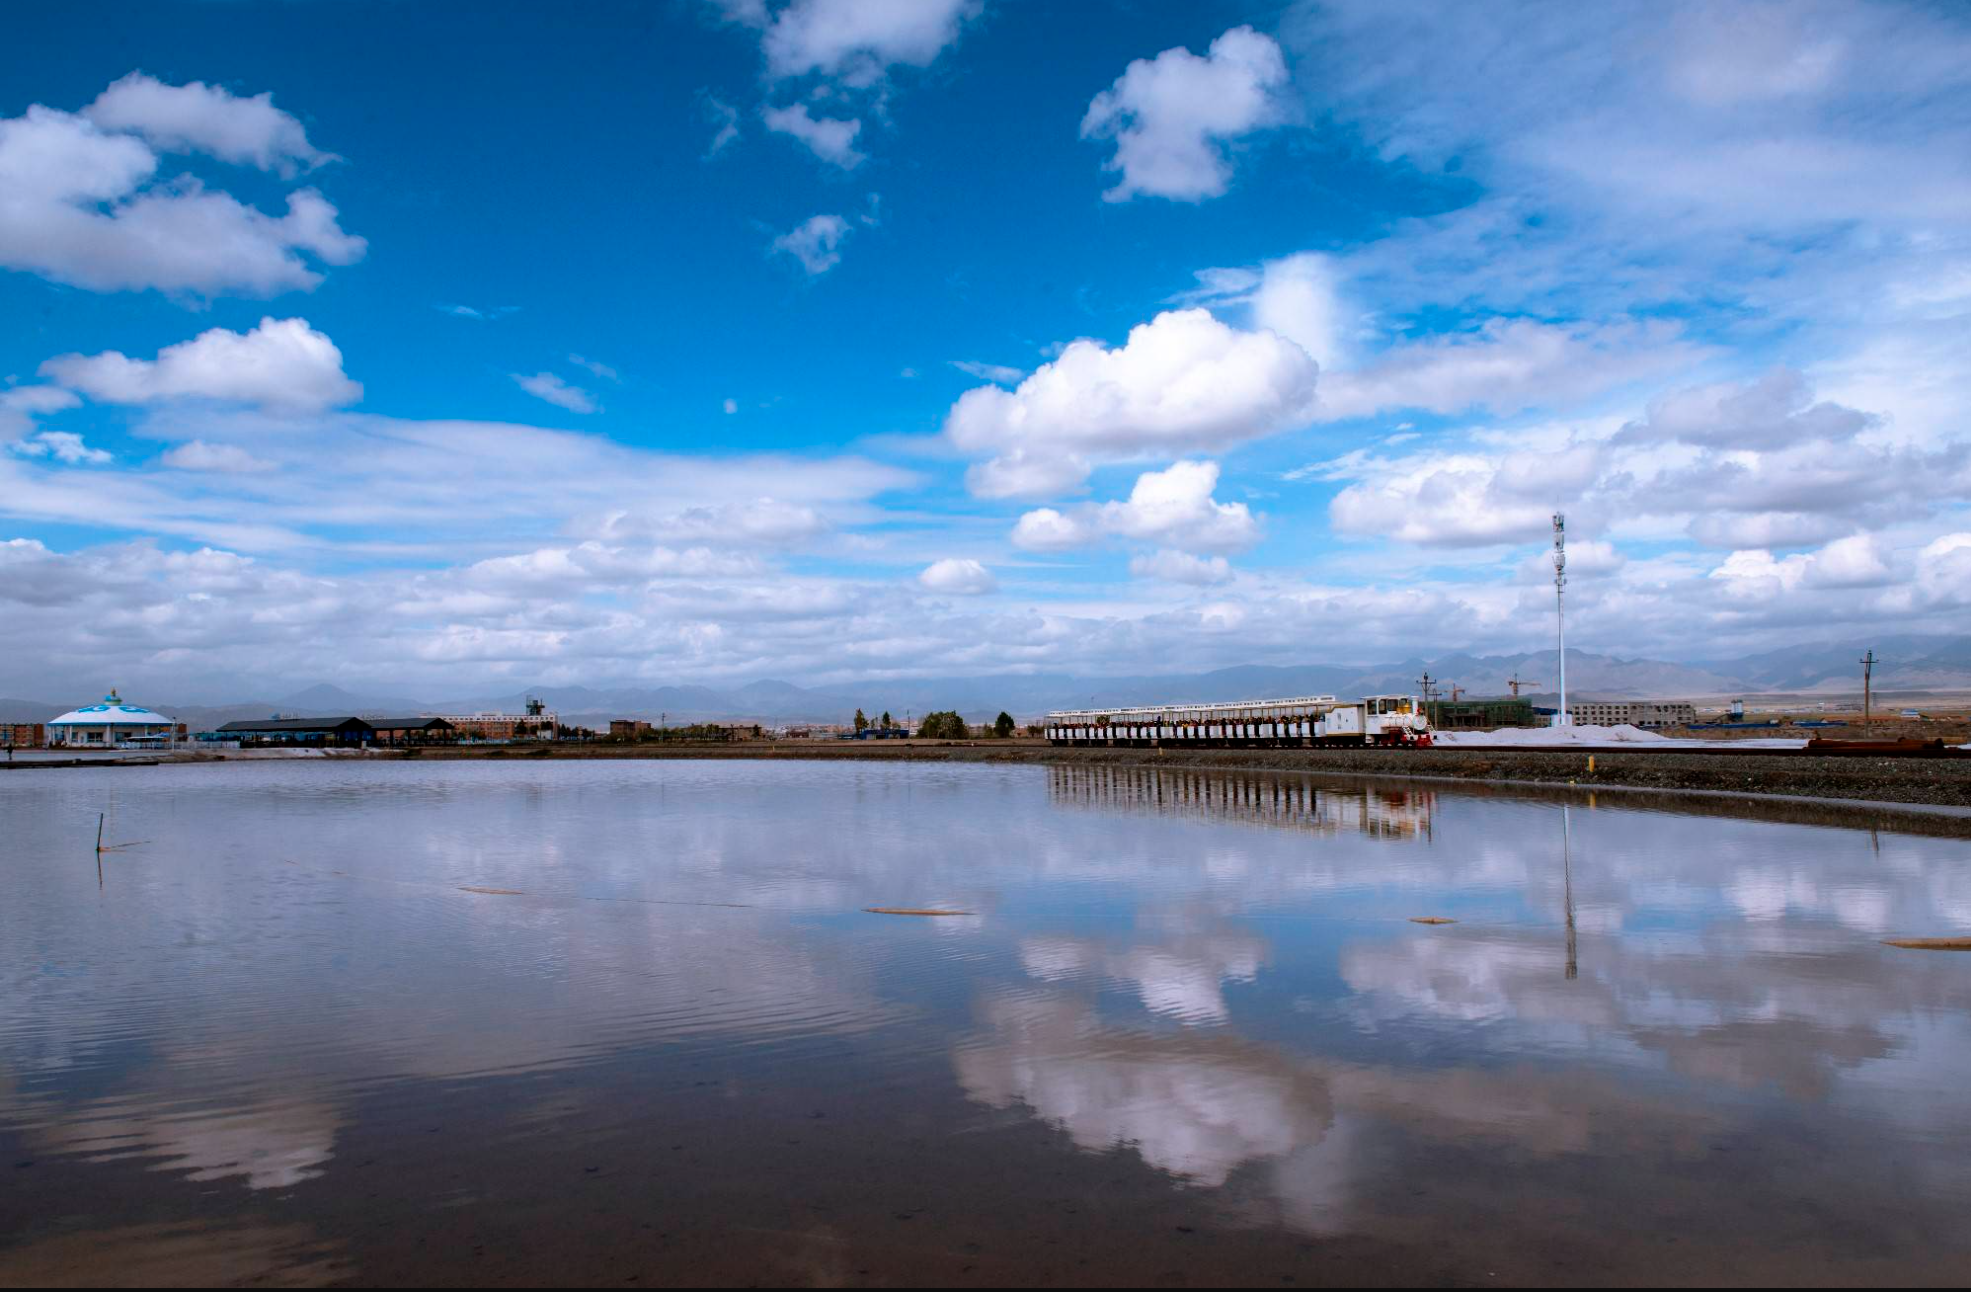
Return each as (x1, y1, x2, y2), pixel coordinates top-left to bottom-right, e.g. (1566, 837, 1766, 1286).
(1861, 650, 1876, 728)
(1553, 513, 1569, 727)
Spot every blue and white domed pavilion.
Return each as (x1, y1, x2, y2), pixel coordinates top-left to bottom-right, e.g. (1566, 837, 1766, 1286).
(47, 690, 179, 748)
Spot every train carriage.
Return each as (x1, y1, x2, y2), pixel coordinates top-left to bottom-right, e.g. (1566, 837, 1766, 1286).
(1044, 694, 1431, 748)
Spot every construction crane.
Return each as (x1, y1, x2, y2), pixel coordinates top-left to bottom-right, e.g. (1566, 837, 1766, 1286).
(1506, 673, 1543, 699)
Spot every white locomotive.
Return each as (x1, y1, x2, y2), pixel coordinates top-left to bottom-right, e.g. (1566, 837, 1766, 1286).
(1043, 694, 1432, 748)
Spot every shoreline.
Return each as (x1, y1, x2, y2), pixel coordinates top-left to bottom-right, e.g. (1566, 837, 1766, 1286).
(417, 739, 1971, 808)
(16, 739, 1971, 830)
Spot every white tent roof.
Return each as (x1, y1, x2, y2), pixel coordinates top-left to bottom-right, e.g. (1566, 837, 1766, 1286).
(48, 692, 174, 726)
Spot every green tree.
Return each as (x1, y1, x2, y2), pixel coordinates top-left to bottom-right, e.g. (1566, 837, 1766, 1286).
(919, 710, 969, 739)
(854, 708, 868, 732)
(880, 710, 893, 729)
(994, 711, 1015, 739)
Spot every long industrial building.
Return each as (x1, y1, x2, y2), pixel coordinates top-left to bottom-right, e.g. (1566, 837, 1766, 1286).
(1565, 700, 1696, 728)
(1045, 694, 1431, 747)
(210, 716, 456, 747)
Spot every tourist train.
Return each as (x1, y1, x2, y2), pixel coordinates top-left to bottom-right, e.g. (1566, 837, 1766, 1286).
(1044, 694, 1432, 748)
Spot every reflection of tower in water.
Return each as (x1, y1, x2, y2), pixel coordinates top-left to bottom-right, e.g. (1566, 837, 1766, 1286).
(1046, 764, 1435, 841)
(1562, 803, 1578, 981)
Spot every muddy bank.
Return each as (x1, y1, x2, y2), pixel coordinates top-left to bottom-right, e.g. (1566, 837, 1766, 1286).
(399, 739, 1971, 815)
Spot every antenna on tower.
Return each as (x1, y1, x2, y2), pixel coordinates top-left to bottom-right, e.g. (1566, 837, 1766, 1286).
(1553, 513, 1569, 727)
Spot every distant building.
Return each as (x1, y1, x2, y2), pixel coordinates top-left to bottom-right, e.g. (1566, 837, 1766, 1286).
(1566, 700, 1696, 729)
(213, 717, 378, 747)
(439, 710, 560, 741)
(47, 691, 179, 748)
(1426, 698, 1539, 729)
(366, 717, 456, 746)
(610, 719, 652, 738)
(1, 721, 45, 748)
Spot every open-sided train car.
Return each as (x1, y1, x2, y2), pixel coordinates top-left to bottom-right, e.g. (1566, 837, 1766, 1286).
(1044, 695, 1432, 748)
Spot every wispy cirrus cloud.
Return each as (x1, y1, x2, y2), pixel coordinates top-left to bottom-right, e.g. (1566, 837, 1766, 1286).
(511, 371, 598, 414)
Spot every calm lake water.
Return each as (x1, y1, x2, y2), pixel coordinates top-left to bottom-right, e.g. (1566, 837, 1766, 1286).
(3, 759, 1970, 1286)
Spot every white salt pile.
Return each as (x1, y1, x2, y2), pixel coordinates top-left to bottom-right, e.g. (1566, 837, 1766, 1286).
(1433, 723, 1670, 747)
(1432, 724, 1810, 750)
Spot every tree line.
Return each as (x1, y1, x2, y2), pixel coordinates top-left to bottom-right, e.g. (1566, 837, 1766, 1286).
(854, 708, 1019, 739)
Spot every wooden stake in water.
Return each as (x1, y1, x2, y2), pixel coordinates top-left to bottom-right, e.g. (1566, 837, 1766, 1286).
(96, 812, 104, 853)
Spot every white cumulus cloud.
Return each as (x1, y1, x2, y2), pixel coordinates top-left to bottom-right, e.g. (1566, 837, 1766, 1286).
(0, 85, 364, 298)
(1325, 449, 1569, 548)
(918, 557, 997, 595)
(1911, 533, 1971, 608)
(1708, 534, 1895, 598)
(1013, 461, 1259, 555)
(1130, 549, 1234, 586)
(758, 0, 982, 85)
(1250, 252, 1349, 369)
(947, 309, 1319, 499)
(82, 72, 335, 176)
(42, 317, 362, 413)
(1081, 25, 1290, 203)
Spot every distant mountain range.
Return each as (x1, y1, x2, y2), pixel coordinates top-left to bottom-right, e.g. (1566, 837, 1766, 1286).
(3, 636, 1964, 728)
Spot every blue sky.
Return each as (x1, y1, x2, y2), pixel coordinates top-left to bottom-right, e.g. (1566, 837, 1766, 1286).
(3, 0, 1969, 700)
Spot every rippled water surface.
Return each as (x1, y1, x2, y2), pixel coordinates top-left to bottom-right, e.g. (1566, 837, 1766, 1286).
(4, 759, 1971, 1286)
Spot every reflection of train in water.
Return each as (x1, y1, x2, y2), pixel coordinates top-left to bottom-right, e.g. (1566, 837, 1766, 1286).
(1045, 695, 1432, 748)
(1048, 764, 1435, 841)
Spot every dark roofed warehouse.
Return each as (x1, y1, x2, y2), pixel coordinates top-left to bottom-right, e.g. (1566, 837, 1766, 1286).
(209, 716, 456, 747)
(363, 717, 456, 745)
(213, 717, 376, 746)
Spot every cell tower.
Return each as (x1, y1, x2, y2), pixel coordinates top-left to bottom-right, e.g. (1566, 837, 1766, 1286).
(1553, 513, 1569, 727)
